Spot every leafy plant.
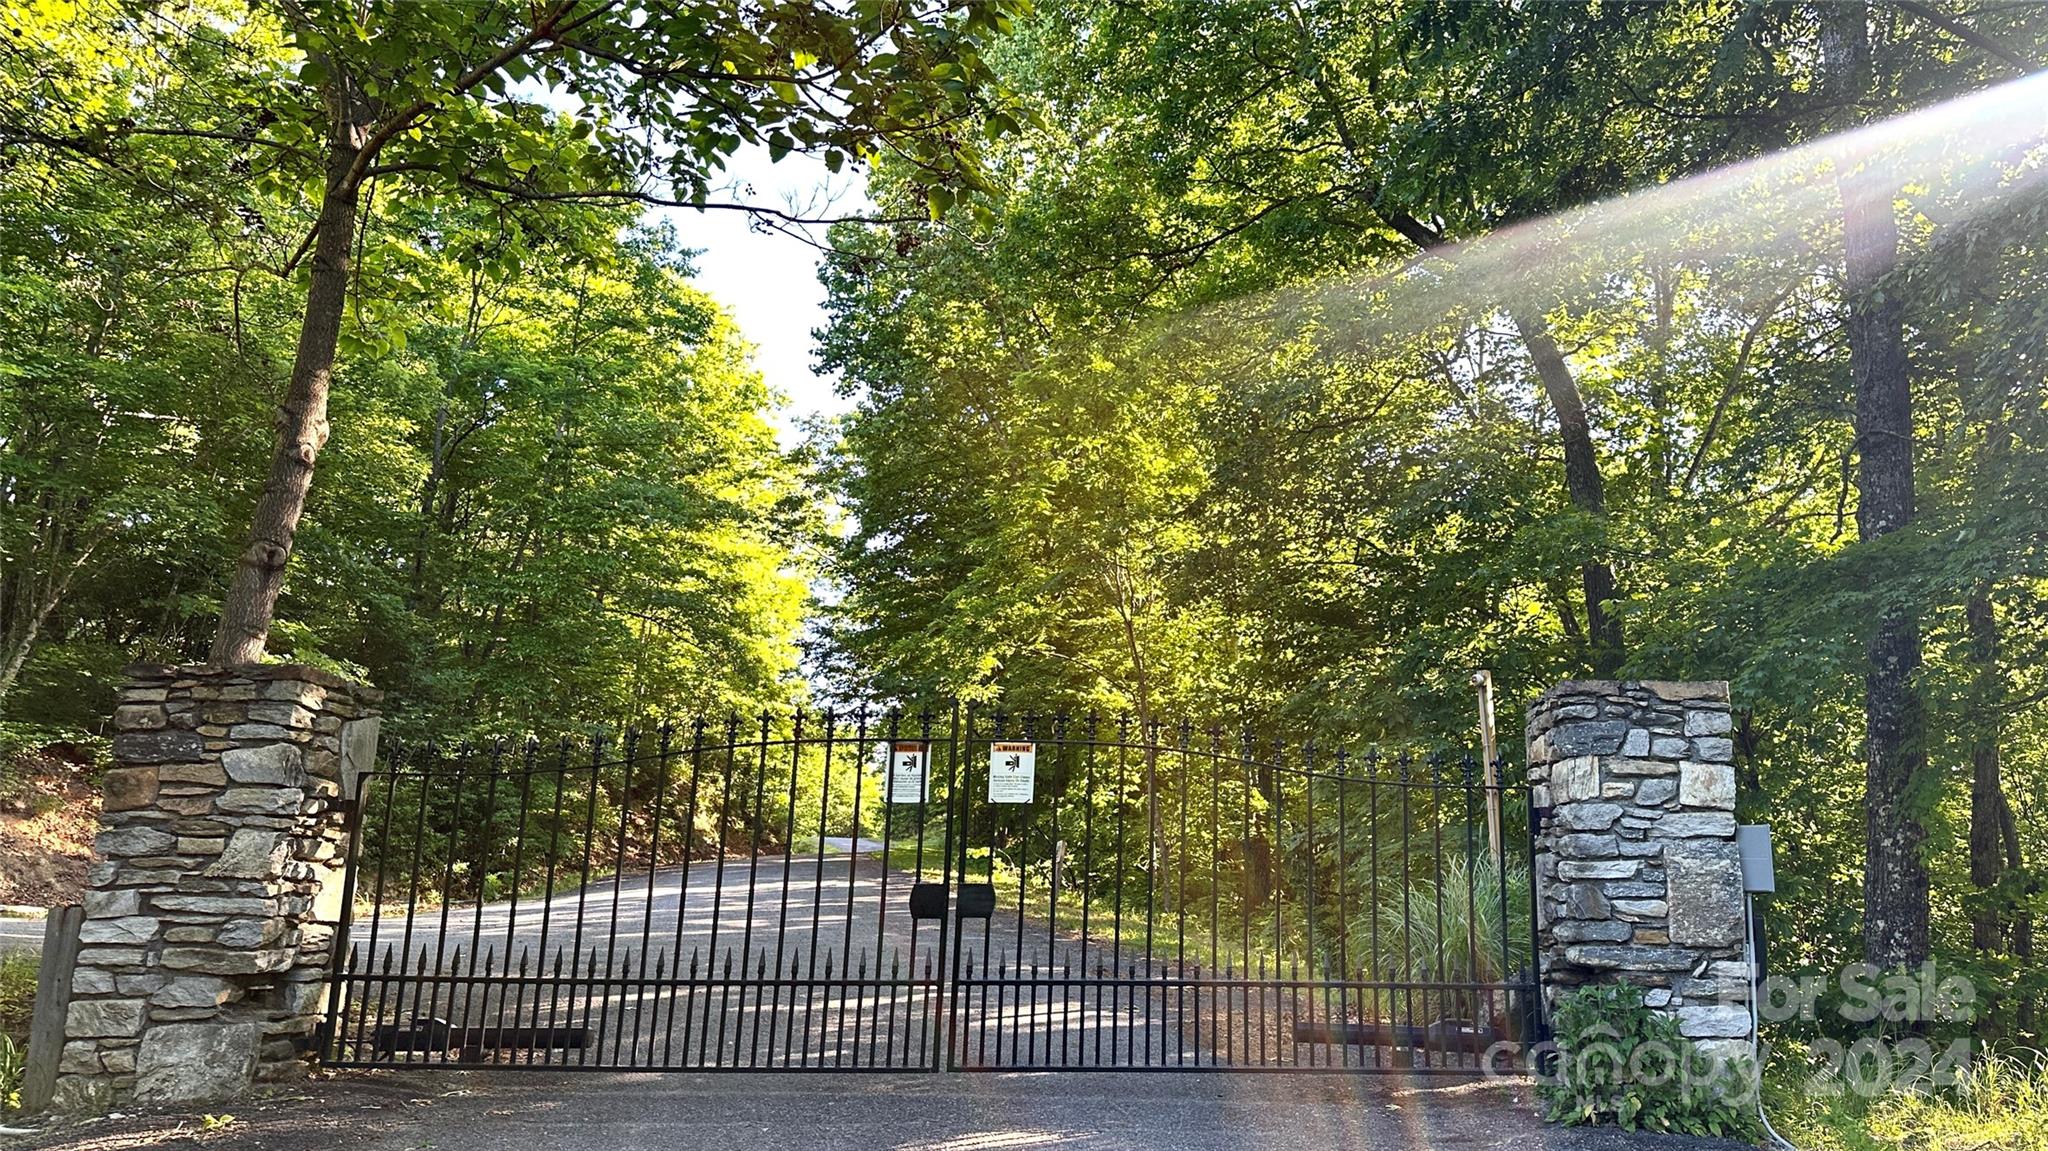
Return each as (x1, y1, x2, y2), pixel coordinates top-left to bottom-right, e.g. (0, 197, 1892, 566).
(1540, 984, 1760, 1139)
(0, 952, 29, 1118)
(0, 1032, 21, 1114)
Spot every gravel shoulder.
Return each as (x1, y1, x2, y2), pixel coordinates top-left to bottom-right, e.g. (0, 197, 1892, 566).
(1, 1069, 1760, 1151)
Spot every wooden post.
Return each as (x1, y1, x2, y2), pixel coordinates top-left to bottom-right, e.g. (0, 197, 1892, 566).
(1471, 671, 1503, 862)
(21, 905, 83, 1113)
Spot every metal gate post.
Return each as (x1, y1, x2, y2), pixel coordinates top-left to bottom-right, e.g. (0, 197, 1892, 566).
(315, 776, 368, 1062)
(930, 700, 960, 1071)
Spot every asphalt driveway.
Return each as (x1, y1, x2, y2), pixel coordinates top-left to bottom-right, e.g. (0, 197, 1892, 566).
(0, 914, 44, 953)
(2, 1069, 1758, 1151)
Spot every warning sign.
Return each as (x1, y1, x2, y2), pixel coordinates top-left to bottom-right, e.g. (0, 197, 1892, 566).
(987, 741, 1036, 804)
(882, 741, 929, 805)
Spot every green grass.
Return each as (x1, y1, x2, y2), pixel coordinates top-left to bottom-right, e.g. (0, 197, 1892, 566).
(1768, 1046, 2048, 1151)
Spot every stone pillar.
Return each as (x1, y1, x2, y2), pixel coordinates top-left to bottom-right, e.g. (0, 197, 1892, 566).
(1526, 680, 1752, 1061)
(53, 663, 380, 1111)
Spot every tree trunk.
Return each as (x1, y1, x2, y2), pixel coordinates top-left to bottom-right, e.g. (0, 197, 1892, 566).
(1111, 557, 1168, 876)
(1967, 581, 2003, 954)
(1828, 3, 1930, 972)
(408, 399, 450, 609)
(1512, 310, 1625, 677)
(0, 538, 98, 712)
(1833, 85, 1928, 971)
(2005, 785, 2034, 1032)
(1845, 178, 1928, 972)
(208, 76, 372, 665)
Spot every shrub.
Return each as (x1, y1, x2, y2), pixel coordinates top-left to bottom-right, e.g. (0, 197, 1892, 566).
(1540, 983, 1760, 1139)
(0, 951, 34, 1041)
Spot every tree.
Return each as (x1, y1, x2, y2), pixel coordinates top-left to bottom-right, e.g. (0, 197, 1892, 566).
(2, 0, 1022, 665)
(0, 14, 819, 728)
(1814, 2, 1930, 971)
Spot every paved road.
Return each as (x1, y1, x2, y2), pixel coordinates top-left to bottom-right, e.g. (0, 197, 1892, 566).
(1, 1069, 1757, 1151)
(0, 915, 44, 953)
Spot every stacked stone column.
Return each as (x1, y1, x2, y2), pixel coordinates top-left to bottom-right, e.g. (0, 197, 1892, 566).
(54, 663, 380, 1110)
(1526, 680, 1752, 1061)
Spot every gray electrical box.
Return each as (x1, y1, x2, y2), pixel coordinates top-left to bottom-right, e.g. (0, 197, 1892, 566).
(1737, 823, 1776, 894)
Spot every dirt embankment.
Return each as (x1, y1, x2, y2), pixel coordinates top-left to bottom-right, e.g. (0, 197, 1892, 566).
(0, 747, 99, 909)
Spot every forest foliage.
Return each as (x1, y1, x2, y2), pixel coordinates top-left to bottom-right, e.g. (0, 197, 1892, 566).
(815, 0, 2048, 1043)
(0, 0, 827, 731)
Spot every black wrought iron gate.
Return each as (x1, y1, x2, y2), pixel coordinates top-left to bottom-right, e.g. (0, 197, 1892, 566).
(320, 708, 1540, 1073)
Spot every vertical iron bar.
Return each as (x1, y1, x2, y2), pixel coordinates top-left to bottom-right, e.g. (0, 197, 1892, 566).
(631, 725, 675, 1067)
(873, 708, 901, 1045)
(1497, 754, 1514, 1048)
(354, 746, 403, 1060)
(1043, 725, 1061, 1068)
(319, 765, 368, 1062)
(569, 734, 604, 1066)
(529, 739, 570, 1065)
(838, 708, 869, 1067)
(1271, 740, 1289, 1068)
(1174, 719, 1190, 1065)
(1141, 719, 1157, 1068)
(743, 713, 771, 1067)
(1334, 748, 1352, 1069)
(767, 711, 804, 1067)
(806, 711, 836, 1068)
(935, 700, 961, 1071)
(701, 716, 740, 1068)
(1398, 751, 1414, 1069)
(626, 720, 675, 1064)
(425, 745, 472, 1065)
(596, 728, 640, 1066)
(456, 740, 504, 1058)
(1525, 774, 1543, 1045)
(1239, 731, 1254, 1067)
(1208, 729, 1222, 1067)
(1110, 715, 1130, 1066)
(1013, 717, 1030, 1067)
(496, 740, 538, 1065)
(1077, 713, 1097, 1065)
(391, 742, 436, 1065)
(1463, 753, 1481, 1067)
(1301, 743, 1319, 1069)
(661, 719, 706, 1067)
(1367, 750, 1381, 1067)
(1430, 753, 1449, 1071)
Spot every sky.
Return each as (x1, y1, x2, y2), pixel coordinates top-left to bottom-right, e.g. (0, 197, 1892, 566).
(650, 144, 869, 441)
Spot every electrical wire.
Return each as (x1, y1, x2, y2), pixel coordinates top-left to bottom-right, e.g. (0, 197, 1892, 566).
(1748, 890, 1802, 1151)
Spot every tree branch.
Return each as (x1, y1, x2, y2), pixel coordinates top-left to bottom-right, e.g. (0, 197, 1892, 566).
(1892, 2, 2044, 73)
(361, 164, 927, 228)
(1682, 281, 1798, 494)
(340, 0, 598, 193)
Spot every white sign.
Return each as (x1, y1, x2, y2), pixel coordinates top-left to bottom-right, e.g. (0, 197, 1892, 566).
(882, 741, 929, 805)
(987, 741, 1037, 803)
